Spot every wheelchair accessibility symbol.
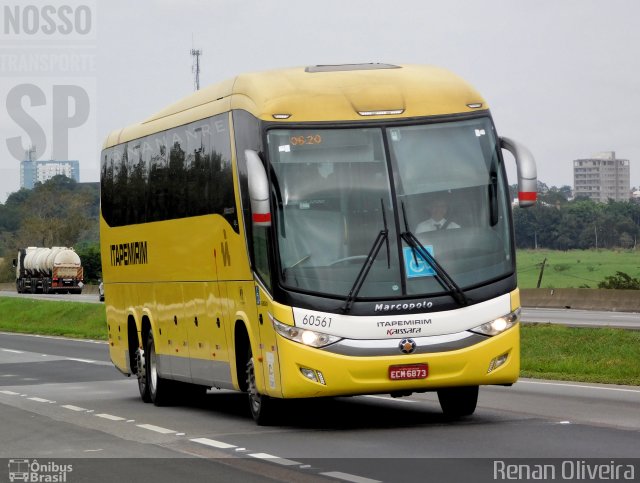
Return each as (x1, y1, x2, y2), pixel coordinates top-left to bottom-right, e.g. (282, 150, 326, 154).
(403, 246, 435, 278)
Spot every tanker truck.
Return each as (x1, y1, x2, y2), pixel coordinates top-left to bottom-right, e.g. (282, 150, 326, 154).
(13, 247, 84, 294)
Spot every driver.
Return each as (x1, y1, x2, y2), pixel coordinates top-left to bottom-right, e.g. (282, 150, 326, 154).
(416, 197, 460, 232)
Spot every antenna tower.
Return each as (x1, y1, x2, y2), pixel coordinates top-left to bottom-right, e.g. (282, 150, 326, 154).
(190, 48, 202, 91)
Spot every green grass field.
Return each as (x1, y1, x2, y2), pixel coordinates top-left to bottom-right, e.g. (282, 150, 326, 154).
(0, 298, 106, 340)
(0, 297, 638, 385)
(516, 249, 640, 289)
(521, 325, 640, 385)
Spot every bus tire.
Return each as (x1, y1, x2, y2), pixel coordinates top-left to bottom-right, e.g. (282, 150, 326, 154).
(136, 345, 151, 403)
(246, 347, 276, 425)
(146, 331, 173, 406)
(437, 385, 479, 418)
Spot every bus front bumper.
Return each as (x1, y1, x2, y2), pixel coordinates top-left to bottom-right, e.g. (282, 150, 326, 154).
(272, 324, 520, 399)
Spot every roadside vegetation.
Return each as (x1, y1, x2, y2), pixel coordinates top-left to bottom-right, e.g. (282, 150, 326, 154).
(1, 298, 638, 386)
(512, 182, 640, 251)
(0, 175, 101, 283)
(0, 298, 105, 340)
(516, 249, 640, 289)
(521, 324, 640, 386)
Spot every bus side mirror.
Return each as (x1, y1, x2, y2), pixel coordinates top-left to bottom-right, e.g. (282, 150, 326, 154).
(245, 150, 272, 227)
(500, 137, 537, 208)
(12, 259, 17, 268)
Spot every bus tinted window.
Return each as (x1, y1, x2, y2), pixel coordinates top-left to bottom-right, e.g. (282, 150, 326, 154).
(100, 113, 236, 228)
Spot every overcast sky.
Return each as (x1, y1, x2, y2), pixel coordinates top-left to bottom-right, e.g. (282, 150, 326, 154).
(1, 0, 639, 203)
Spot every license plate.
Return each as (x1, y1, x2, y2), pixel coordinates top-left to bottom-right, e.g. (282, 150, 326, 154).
(389, 363, 428, 380)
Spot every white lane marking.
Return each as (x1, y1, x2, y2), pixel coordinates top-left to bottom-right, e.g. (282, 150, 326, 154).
(248, 453, 301, 466)
(320, 471, 381, 483)
(190, 438, 236, 449)
(28, 397, 54, 403)
(0, 390, 20, 395)
(126, 419, 135, 423)
(519, 380, 640, 394)
(363, 395, 417, 403)
(558, 421, 572, 424)
(1, 375, 16, 377)
(1, 349, 24, 353)
(65, 357, 98, 364)
(137, 424, 176, 434)
(96, 413, 126, 421)
(62, 405, 87, 412)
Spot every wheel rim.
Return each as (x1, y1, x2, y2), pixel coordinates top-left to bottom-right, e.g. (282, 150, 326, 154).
(136, 348, 146, 390)
(149, 342, 158, 393)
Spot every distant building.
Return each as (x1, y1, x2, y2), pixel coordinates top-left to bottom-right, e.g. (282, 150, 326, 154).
(20, 159, 80, 189)
(573, 151, 630, 202)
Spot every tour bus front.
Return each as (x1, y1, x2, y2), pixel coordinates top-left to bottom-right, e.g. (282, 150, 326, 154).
(247, 114, 535, 417)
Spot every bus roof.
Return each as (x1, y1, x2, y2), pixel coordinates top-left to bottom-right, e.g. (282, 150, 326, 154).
(103, 63, 488, 148)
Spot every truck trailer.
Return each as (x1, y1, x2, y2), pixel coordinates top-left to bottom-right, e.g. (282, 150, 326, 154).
(14, 247, 84, 294)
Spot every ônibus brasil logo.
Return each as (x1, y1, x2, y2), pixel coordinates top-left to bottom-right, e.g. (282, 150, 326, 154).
(8, 459, 73, 482)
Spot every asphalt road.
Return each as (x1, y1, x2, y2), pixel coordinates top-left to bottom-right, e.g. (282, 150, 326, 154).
(521, 307, 640, 329)
(0, 332, 638, 482)
(0, 290, 101, 304)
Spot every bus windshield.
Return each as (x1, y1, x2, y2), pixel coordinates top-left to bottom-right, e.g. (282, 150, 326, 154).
(266, 117, 513, 299)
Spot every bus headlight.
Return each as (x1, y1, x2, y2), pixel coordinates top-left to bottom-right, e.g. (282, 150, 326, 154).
(272, 318, 342, 348)
(470, 309, 520, 336)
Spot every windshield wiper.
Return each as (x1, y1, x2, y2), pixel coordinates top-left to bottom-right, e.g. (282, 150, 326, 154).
(342, 199, 390, 313)
(400, 202, 468, 307)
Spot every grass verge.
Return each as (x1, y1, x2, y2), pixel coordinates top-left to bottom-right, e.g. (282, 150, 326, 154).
(0, 298, 638, 386)
(521, 324, 640, 386)
(0, 298, 106, 340)
(516, 248, 640, 289)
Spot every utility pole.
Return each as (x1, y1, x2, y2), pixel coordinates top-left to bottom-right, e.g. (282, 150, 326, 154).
(536, 257, 547, 289)
(190, 48, 202, 91)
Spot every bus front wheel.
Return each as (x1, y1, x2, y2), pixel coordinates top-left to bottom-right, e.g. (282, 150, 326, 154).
(437, 385, 479, 418)
(246, 348, 276, 425)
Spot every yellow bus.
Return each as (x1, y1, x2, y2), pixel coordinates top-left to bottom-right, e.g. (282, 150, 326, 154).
(100, 63, 537, 424)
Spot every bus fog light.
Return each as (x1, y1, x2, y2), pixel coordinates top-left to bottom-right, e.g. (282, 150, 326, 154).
(488, 352, 509, 373)
(299, 367, 326, 385)
(471, 309, 520, 336)
(300, 368, 318, 382)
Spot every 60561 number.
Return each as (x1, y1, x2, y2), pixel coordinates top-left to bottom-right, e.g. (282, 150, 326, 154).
(301, 314, 332, 328)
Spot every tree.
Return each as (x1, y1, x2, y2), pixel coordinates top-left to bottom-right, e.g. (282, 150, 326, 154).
(0, 175, 99, 257)
(75, 241, 102, 282)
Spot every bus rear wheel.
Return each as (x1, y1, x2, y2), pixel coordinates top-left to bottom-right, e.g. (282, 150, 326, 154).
(136, 346, 151, 403)
(146, 331, 173, 406)
(437, 385, 479, 418)
(246, 348, 276, 425)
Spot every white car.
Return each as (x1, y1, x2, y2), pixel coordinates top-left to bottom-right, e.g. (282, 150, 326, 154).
(98, 281, 104, 302)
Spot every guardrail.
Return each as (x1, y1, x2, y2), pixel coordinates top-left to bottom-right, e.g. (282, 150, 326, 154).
(521, 288, 640, 312)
